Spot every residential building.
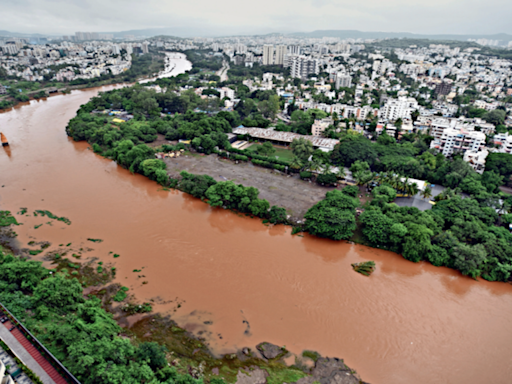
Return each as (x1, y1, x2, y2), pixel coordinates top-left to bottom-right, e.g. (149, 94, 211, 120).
(274, 45, 286, 66)
(430, 128, 486, 156)
(290, 56, 319, 79)
(335, 73, 352, 89)
(463, 148, 489, 174)
(262, 45, 273, 65)
(379, 96, 419, 121)
(311, 118, 333, 136)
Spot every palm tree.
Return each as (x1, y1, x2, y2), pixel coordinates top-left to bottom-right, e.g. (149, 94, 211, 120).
(408, 182, 419, 197)
(290, 138, 313, 162)
(335, 167, 346, 180)
(421, 185, 433, 200)
(307, 158, 323, 172)
(354, 170, 374, 189)
(290, 156, 303, 171)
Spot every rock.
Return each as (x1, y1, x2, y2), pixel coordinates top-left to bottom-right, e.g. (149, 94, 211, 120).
(235, 368, 268, 384)
(311, 357, 360, 384)
(256, 342, 285, 359)
(242, 347, 251, 356)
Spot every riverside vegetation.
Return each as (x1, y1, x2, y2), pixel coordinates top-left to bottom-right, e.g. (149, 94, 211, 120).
(0, 211, 365, 384)
(65, 84, 512, 282)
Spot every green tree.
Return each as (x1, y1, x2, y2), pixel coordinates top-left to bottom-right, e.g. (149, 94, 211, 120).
(256, 141, 276, 156)
(304, 190, 359, 240)
(290, 138, 314, 162)
(453, 243, 488, 278)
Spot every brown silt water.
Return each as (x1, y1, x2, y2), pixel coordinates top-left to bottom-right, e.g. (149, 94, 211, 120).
(1, 88, 512, 384)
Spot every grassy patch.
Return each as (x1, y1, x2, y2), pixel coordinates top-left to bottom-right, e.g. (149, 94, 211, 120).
(113, 286, 129, 302)
(263, 366, 308, 384)
(302, 350, 320, 362)
(246, 144, 294, 162)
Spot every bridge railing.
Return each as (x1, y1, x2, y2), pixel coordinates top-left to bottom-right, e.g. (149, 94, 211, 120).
(0, 302, 81, 384)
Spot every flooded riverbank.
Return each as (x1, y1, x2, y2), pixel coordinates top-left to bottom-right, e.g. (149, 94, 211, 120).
(1, 88, 512, 384)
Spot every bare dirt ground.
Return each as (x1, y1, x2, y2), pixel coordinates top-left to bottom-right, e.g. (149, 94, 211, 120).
(164, 154, 338, 220)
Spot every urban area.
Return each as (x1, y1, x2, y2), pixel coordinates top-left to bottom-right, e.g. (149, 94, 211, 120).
(2, 26, 512, 384)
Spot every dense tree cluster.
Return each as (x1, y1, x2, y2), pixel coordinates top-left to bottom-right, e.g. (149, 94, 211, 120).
(0, 250, 202, 384)
(304, 189, 359, 240)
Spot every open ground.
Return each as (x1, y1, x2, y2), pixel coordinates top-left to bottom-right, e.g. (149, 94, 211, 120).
(164, 154, 340, 220)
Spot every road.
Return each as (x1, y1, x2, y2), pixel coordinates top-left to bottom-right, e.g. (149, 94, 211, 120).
(216, 61, 229, 82)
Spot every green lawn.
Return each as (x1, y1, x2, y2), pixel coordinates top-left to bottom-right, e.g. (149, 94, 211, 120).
(246, 143, 294, 162)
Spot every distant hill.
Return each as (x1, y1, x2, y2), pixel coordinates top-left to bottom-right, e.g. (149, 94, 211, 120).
(0, 30, 54, 38)
(291, 30, 512, 42)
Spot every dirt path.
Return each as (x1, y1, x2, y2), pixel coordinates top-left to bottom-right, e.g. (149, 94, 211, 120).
(165, 154, 335, 220)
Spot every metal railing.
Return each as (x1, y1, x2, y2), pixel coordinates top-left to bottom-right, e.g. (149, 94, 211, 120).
(0, 302, 81, 384)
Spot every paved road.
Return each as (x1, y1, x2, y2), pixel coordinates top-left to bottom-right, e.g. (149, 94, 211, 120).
(216, 61, 229, 82)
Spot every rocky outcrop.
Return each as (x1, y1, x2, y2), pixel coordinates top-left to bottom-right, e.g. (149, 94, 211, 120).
(256, 342, 286, 359)
(236, 368, 269, 384)
(297, 357, 362, 384)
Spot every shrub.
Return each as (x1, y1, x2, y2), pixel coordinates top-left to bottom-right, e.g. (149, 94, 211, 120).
(300, 171, 312, 180)
(316, 173, 337, 186)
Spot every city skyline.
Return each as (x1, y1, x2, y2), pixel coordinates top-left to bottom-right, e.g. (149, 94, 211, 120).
(2, 0, 512, 37)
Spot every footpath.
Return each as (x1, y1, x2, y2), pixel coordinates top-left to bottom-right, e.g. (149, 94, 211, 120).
(0, 317, 67, 384)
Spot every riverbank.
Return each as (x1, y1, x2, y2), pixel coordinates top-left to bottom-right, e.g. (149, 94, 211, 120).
(0, 51, 166, 112)
(3, 69, 512, 384)
(0, 214, 366, 384)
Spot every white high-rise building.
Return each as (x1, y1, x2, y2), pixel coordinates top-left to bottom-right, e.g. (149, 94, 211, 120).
(288, 45, 301, 55)
(335, 73, 352, 89)
(274, 45, 286, 66)
(430, 128, 486, 157)
(290, 56, 319, 79)
(263, 45, 273, 65)
(379, 96, 419, 121)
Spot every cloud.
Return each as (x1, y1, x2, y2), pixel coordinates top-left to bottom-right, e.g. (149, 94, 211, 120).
(0, 0, 511, 36)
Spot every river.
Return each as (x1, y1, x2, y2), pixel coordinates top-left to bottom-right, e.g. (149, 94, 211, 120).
(139, 52, 192, 84)
(1, 87, 512, 384)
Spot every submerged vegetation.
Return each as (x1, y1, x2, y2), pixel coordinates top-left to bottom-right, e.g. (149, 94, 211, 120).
(0, 212, 365, 384)
(351, 261, 376, 276)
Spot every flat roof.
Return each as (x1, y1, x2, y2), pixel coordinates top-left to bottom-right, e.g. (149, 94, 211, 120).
(233, 127, 339, 150)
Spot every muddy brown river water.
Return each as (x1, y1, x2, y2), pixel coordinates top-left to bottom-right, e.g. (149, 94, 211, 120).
(1, 87, 512, 384)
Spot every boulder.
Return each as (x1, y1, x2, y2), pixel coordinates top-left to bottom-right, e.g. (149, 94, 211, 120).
(256, 342, 285, 359)
(235, 368, 268, 384)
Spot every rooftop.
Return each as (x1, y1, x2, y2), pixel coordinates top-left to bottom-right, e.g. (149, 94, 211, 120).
(233, 127, 339, 150)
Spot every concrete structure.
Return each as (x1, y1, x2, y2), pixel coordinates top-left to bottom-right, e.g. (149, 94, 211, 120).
(335, 73, 352, 89)
(379, 96, 419, 121)
(0, 322, 55, 384)
(274, 45, 286, 66)
(430, 128, 486, 156)
(494, 133, 512, 154)
(262, 45, 273, 65)
(233, 127, 339, 150)
(311, 118, 333, 136)
(463, 148, 489, 174)
(0, 359, 15, 384)
(218, 87, 235, 100)
(290, 56, 319, 79)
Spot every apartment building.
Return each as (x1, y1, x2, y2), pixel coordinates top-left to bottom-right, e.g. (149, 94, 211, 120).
(262, 45, 286, 66)
(311, 118, 333, 136)
(290, 56, 319, 79)
(335, 73, 352, 89)
(379, 96, 419, 121)
(463, 148, 489, 174)
(494, 133, 512, 154)
(430, 128, 486, 156)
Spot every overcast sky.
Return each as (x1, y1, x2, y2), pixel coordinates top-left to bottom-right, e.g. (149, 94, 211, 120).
(2, 0, 511, 36)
